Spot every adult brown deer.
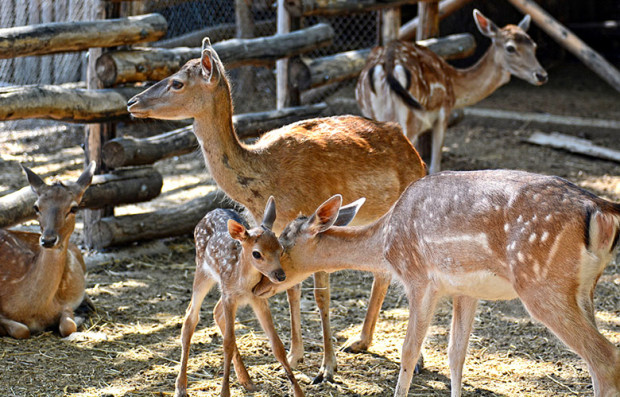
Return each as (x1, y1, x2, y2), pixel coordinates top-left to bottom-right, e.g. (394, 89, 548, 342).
(0, 162, 95, 339)
(175, 198, 304, 397)
(356, 10, 548, 173)
(128, 38, 426, 382)
(255, 170, 620, 397)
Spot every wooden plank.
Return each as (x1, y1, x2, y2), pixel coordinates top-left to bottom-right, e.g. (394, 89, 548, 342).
(0, 13, 167, 59)
(526, 132, 620, 163)
(507, 0, 620, 93)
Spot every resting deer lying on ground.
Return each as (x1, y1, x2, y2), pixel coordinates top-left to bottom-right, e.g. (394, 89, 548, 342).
(0, 162, 95, 339)
(175, 197, 304, 397)
(356, 10, 548, 173)
(255, 171, 620, 397)
(128, 37, 426, 383)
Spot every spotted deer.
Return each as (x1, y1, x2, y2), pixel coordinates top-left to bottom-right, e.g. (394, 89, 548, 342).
(356, 10, 548, 173)
(175, 197, 304, 397)
(0, 162, 95, 339)
(128, 38, 426, 382)
(255, 170, 620, 397)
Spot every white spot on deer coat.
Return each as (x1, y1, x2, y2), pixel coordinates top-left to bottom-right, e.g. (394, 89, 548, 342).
(541, 231, 550, 242)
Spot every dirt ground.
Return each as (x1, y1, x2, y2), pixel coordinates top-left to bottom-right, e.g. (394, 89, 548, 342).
(0, 61, 618, 397)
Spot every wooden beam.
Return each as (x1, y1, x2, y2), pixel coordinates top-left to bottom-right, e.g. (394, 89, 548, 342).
(399, 0, 473, 40)
(526, 132, 620, 163)
(0, 13, 167, 59)
(0, 167, 163, 228)
(89, 189, 240, 249)
(0, 84, 141, 122)
(96, 23, 334, 86)
(285, 0, 422, 17)
(102, 103, 329, 168)
(152, 20, 276, 48)
(507, 0, 620, 93)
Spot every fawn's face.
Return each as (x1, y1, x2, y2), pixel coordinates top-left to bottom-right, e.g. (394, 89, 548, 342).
(474, 10, 547, 86)
(23, 163, 95, 249)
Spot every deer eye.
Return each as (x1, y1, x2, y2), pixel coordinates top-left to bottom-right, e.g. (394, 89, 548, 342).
(252, 251, 262, 259)
(69, 205, 79, 214)
(506, 45, 517, 54)
(33, 205, 40, 214)
(171, 80, 184, 90)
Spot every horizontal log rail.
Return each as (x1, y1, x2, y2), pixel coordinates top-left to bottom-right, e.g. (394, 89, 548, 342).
(399, 0, 474, 40)
(0, 84, 142, 123)
(90, 189, 239, 249)
(284, 0, 423, 17)
(96, 23, 334, 86)
(102, 103, 329, 168)
(0, 13, 167, 59)
(0, 166, 163, 228)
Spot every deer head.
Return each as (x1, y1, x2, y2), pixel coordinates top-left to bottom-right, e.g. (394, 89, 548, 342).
(127, 37, 231, 120)
(473, 9, 548, 86)
(228, 196, 286, 283)
(22, 162, 96, 249)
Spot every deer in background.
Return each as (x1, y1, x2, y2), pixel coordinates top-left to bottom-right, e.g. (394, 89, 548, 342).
(254, 170, 620, 397)
(0, 162, 95, 339)
(356, 10, 548, 173)
(175, 197, 304, 397)
(128, 38, 426, 383)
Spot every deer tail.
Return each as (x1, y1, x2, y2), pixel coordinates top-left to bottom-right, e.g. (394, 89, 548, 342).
(386, 71, 423, 110)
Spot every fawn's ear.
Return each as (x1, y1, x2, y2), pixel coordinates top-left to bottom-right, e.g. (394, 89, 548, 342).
(473, 9, 499, 38)
(518, 14, 531, 32)
(228, 219, 249, 242)
(262, 196, 276, 230)
(333, 197, 365, 227)
(307, 195, 343, 235)
(22, 164, 47, 196)
(201, 37, 216, 83)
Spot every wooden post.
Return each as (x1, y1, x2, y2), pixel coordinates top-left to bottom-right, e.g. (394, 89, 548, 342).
(235, 0, 255, 99)
(276, 0, 290, 109)
(415, 0, 440, 165)
(83, 0, 119, 249)
(507, 0, 620, 94)
(380, 7, 401, 45)
(399, 0, 473, 40)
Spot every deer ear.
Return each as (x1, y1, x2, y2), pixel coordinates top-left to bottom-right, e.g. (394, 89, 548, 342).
(201, 37, 217, 82)
(228, 219, 249, 242)
(518, 14, 531, 32)
(76, 161, 96, 190)
(307, 195, 342, 235)
(473, 9, 499, 38)
(333, 197, 365, 227)
(21, 164, 46, 195)
(262, 196, 276, 230)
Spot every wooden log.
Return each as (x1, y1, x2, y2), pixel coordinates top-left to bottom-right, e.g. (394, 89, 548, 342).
(285, 0, 421, 17)
(103, 103, 329, 168)
(0, 84, 142, 122)
(306, 33, 475, 89)
(96, 23, 334, 86)
(0, 167, 163, 228)
(152, 20, 276, 49)
(507, 0, 620, 93)
(89, 189, 240, 249)
(0, 13, 167, 59)
(526, 132, 620, 163)
(399, 0, 473, 40)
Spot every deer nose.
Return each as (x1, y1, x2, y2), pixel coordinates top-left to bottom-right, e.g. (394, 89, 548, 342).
(272, 269, 286, 282)
(127, 97, 138, 107)
(535, 72, 548, 84)
(40, 235, 58, 248)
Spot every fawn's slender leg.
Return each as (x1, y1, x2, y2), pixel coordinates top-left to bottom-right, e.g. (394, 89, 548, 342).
(250, 298, 305, 397)
(312, 270, 337, 384)
(175, 275, 215, 397)
(220, 297, 240, 397)
(428, 108, 449, 174)
(286, 284, 304, 368)
(213, 299, 256, 392)
(448, 296, 478, 397)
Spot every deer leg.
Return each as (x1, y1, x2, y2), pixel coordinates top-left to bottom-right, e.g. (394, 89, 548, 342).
(394, 283, 438, 397)
(250, 298, 305, 397)
(59, 307, 77, 337)
(219, 297, 241, 397)
(312, 270, 337, 384)
(175, 275, 215, 397)
(448, 296, 478, 397)
(214, 298, 256, 393)
(519, 288, 620, 396)
(428, 109, 449, 174)
(0, 316, 30, 339)
(286, 284, 304, 368)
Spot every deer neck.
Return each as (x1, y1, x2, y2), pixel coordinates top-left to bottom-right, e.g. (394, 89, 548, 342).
(452, 43, 511, 109)
(27, 241, 70, 306)
(192, 92, 266, 213)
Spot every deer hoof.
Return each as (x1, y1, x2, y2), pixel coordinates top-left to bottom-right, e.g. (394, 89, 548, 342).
(340, 338, 369, 353)
(414, 354, 424, 374)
